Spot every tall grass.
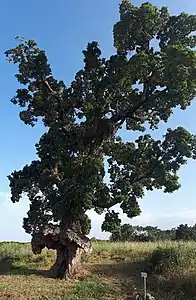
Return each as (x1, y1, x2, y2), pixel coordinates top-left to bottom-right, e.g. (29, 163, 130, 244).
(90, 240, 196, 262)
(1, 240, 196, 299)
(0, 241, 55, 270)
(88, 240, 196, 299)
(0, 242, 32, 260)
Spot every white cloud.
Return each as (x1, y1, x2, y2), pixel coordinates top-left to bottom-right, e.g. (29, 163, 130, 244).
(0, 192, 30, 242)
(1, 191, 196, 242)
(87, 205, 196, 239)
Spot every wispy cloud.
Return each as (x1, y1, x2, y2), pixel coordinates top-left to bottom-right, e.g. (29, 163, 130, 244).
(0, 191, 196, 241)
(87, 205, 196, 239)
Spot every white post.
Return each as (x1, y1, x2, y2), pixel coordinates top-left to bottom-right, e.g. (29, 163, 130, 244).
(141, 272, 147, 300)
(144, 276, 147, 300)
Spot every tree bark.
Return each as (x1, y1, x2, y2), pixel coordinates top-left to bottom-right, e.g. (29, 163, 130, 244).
(31, 223, 91, 279)
(51, 243, 83, 279)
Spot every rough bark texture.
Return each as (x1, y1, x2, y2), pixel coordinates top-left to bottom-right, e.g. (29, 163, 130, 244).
(51, 244, 84, 279)
(31, 223, 92, 279)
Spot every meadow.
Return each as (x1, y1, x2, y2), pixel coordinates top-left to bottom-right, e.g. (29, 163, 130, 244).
(0, 241, 196, 299)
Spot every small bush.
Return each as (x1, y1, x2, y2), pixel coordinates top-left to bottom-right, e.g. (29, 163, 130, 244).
(0, 242, 31, 261)
(150, 245, 196, 274)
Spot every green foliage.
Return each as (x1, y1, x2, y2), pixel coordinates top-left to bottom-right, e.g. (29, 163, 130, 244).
(114, 2, 169, 52)
(175, 224, 190, 240)
(101, 211, 121, 234)
(175, 224, 196, 241)
(150, 245, 196, 274)
(66, 276, 118, 300)
(80, 214, 91, 235)
(5, 2, 196, 236)
(110, 224, 135, 241)
(110, 224, 176, 242)
(111, 223, 196, 242)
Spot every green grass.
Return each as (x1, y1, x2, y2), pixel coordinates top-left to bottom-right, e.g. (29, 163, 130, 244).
(66, 276, 120, 300)
(1, 241, 196, 299)
(0, 242, 32, 260)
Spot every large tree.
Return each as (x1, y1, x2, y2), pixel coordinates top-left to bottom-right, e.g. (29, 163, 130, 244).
(175, 224, 196, 241)
(6, 1, 196, 278)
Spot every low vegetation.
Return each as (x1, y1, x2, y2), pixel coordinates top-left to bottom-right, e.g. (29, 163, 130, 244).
(0, 241, 196, 299)
(110, 223, 196, 242)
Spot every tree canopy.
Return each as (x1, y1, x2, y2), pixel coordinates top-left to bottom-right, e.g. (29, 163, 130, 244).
(110, 223, 196, 242)
(175, 224, 196, 241)
(6, 1, 196, 240)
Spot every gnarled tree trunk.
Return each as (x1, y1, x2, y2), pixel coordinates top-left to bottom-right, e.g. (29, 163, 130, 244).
(31, 223, 91, 279)
(51, 243, 83, 279)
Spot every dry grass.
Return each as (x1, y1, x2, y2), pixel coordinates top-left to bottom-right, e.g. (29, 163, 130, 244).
(0, 241, 196, 299)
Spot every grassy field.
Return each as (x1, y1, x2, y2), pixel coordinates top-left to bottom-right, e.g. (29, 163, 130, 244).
(0, 241, 196, 299)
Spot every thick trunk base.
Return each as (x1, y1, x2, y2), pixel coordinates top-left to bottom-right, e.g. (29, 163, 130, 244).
(51, 243, 83, 279)
(31, 223, 92, 279)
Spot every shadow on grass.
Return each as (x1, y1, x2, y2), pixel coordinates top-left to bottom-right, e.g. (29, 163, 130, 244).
(86, 259, 151, 297)
(0, 256, 52, 278)
(156, 275, 196, 300)
(90, 260, 149, 280)
(88, 260, 196, 300)
(1, 255, 195, 299)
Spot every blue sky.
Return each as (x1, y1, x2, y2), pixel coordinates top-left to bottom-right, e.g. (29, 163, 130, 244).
(0, 0, 196, 241)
